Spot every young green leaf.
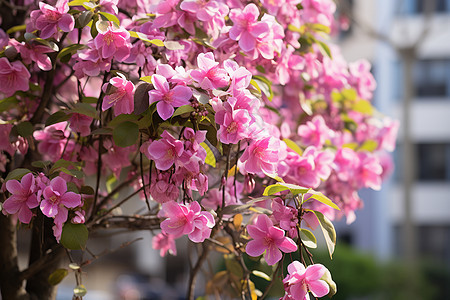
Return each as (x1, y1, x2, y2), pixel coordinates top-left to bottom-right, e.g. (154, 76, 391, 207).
(200, 142, 216, 167)
(60, 223, 89, 250)
(299, 228, 317, 249)
(5, 168, 31, 182)
(48, 269, 69, 285)
(283, 138, 303, 156)
(314, 211, 336, 258)
(113, 121, 139, 147)
(305, 191, 340, 210)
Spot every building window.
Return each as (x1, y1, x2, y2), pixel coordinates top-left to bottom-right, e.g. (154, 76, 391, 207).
(394, 59, 450, 99)
(396, 0, 450, 15)
(394, 143, 450, 182)
(414, 60, 450, 98)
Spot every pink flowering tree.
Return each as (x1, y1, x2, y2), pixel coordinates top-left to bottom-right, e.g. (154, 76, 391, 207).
(0, 0, 398, 299)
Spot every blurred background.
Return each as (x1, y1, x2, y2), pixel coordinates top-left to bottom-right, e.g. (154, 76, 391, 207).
(14, 0, 450, 299)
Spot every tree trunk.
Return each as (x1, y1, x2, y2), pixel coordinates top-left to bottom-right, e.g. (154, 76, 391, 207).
(0, 214, 28, 300)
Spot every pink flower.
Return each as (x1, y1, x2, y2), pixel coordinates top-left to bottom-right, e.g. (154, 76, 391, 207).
(149, 172, 180, 203)
(146, 130, 184, 170)
(152, 232, 177, 257)
(15, 42, 54, 71)
(240, 136, 283, 176)
(3, 173, 39, 224)
(297, 116, 333, 149)
(33, 122, 69, 162)
(356, 152, 382, 191)
(40, 176, 81, 219)
(272, 198, 298, 238)
(69, 113, 92, 137)
(180, 0, 220, 22)
(102, 74, 135, 116)
(0, 124, 15, 156)
(149, 74, 192, 120)
(282, 261, 330, 300)
(216, 97, 251, 144)
(158, 201, 215, 243)
(72, 210, 86, 224)
(229, 4, 269, 52)
(29, 0, 75, 39)
(190, 53, 230, 90)
(0, 58, 30, 96)
(93, 22, 131, 62)
(151, 0, 180, 29)
(245, 214, 297, 265)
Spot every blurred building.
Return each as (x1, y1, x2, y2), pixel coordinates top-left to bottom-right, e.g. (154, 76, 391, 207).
(337, 0, 450, 269)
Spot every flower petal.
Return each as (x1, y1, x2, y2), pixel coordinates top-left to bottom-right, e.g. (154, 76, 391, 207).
(245, 239, 266, 257)
(264, 243, 282, 265)
(60, 192, 81, 208)
(156, 101, 174, 120)
(305, 264, 327, 281)
(50, 177, 67, 194)
(309, 280, 330, 298)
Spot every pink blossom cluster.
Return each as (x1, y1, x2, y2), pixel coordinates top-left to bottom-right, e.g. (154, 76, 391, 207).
(0, 0, 400, 295)
(2, 173, 84, 241)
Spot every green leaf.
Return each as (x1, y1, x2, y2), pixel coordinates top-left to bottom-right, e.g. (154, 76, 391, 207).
(113, 121, 139, 147)
(5, 168, 31, 182)
(164, 40, 185, 50)
(81, 96, 98, 103)
(99, 11, 120, 26)
(68, 0, 88, 6)
(73, 284, 87, 297)
(200, 142, 216, 168)
(263, 182, 309, 196)
(358, 139, 378, 152)
(305, 191, 340, 210)
(80, 185, 95, 195)
(50, 159, 81, 174)
(60, 223, 89, 250)
(283, 138, 303, 156)
(45, 111, 71, 126)
(48, 269, 69, 285)
(70, 102, 97, 119)
(128, 31, 164, 46)
(256, 65, 266, 74)
(341, 88, 357, 101)
(287, 24, 304, 34)
(225, 258, 243, 278)
(251, 270, 271, 281)
(0, 97, 19, 113)
(76, 10, 94, 28)
(6, 24, 26, 34)
(314, 211, 336, 258)
(106, 174, 117, 194)
(31, 160, 51, 169)
(353, 99, 374, 115)
(134, 82, 151, 115)
(300, 228, 317, 249)
(317, 41, 332, 58)
(172, 105, 194, 118)
(321, 268, 337, 297)
(253, 75, 273, 101)
(310, 23, 331, 34)
(108, 114, 139, 127)
(342, 142, 358, 150)
(16, 121, 33, 137)
(57, 44, 86, 60)
(139, 75, 152, 83)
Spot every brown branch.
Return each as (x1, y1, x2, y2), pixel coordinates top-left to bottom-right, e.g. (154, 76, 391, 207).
(187, 242, 211, 300)
(90, 215, 162, 232)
